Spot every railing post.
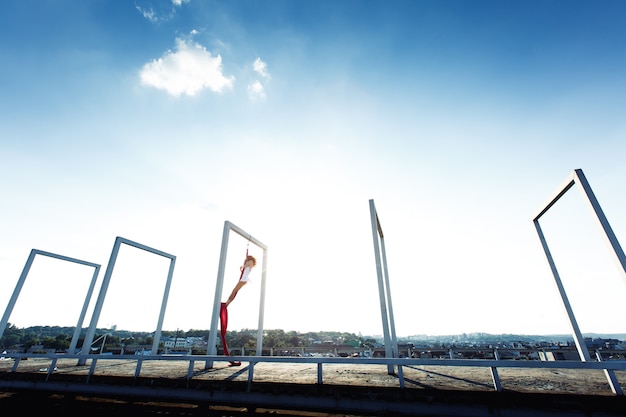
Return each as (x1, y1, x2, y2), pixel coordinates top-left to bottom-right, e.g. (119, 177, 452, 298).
(317, 363, 323, 384)
(595, 350, 623, 396)
(490, 349, 502, 392)
(247, 362, 255, 393)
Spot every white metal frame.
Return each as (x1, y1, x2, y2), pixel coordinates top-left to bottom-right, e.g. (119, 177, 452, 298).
(369, 199, 401, 378)
(0, 249, 101, 354)
(78, 237, 176, 364)
(206, 221, 268, 367)
(533, 168, 624, 395)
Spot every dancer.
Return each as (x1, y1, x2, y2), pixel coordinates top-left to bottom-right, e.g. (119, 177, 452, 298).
(220, 254, 257, 366)
(225, 255, 257, 307)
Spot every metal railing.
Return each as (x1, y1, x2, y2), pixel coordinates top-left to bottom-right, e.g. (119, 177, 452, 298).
(1, 351, 625, 395)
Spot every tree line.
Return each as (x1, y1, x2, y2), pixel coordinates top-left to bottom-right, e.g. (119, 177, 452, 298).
(0, 323, 378, 353)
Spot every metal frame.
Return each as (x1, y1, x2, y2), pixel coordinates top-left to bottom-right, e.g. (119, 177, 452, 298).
(369, 199, 400, 377)
(0, 249, 101, 354)
(206, 221, 268, 367)
(533, 168, 625, 395)
(78, 237, 176, 364)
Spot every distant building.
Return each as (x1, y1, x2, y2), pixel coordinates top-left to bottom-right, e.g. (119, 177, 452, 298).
(162, 337, 188, 349)
(539, 350, 580, 361)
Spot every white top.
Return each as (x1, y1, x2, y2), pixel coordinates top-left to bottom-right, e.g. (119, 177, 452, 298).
(240, 266, 252, 282)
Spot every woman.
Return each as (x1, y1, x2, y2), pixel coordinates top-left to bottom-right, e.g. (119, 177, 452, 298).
(224, 255, 257, 307)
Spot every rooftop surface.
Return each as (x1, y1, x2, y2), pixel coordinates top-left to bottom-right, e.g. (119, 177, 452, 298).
(1, 356, 625, 416)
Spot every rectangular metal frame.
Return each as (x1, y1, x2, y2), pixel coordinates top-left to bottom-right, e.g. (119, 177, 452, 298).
(533, 168, 624, 395)
(79, 237, 176, 363)
(0, 249, 101, 354)
(206, 221, 268, 367)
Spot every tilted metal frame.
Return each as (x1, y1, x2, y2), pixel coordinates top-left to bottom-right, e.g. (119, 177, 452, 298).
(78, 236, 176, 364)
(207, 221, 268, 367)
(533, 168, 625, 396)
(369, 199, 401, 379)
(0, 249, 101, 354)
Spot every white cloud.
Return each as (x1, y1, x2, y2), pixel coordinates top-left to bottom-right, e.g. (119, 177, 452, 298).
(247, 57, 270, 101)
(247, 80, 266, 101)
(136, 6, 158, 23)
(140, 38, 235, 97)
(253, 57, 270, 79)
(136, 0, 190, 24)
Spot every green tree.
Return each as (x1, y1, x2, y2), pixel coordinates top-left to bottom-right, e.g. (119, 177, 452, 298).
(107, 335, 122, 347)
(233, 332, 256, 350)
(21, 334, 40, 350)
(361, 338, 377, 349)
(287, 335, 303, 347)
(40, 334, 71, 351)
(0, 323, 21, 349)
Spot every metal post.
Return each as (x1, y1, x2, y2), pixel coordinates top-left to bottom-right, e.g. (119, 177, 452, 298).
(0, 250, 37, 341)
(207, 222, 231, 364)
(152, 254, 176, 355)
(573, 169, 626, 285)
(256, 247, 268, 356)
(380, 236, 400, 360)
(80, 238, 123, 364)
(533, 220, 590, 361)
(369, 199, 394, 374)
(595, 350, 623, 395)
(490, 349, 502, 392)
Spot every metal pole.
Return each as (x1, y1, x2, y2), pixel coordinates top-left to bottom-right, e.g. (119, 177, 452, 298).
(152, 256, 176, 355)
(80, 238, 123, 364)
(69, 264, 100, 354)
(207, 222, 230, 367)
(380, 237, 399, 359)
(573, 169, 626, 286)
(369, 199, 393, 374)
(533, 220, 590, 361)
(256, 248, 268, 356)
(0, 249, 36, 341)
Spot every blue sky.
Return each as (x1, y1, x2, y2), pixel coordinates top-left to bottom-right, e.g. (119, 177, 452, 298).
(1, 0, 625, 338)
